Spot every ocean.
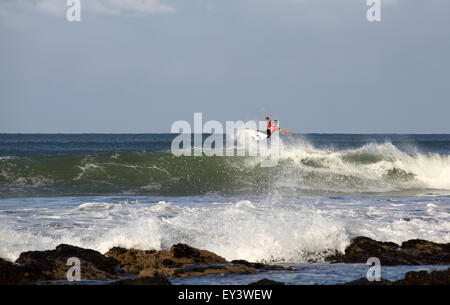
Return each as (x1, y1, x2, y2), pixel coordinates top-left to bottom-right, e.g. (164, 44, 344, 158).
(1, 133, 449, 284)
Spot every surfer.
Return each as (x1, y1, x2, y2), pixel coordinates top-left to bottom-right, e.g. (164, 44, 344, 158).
(264, 117, 292, 138)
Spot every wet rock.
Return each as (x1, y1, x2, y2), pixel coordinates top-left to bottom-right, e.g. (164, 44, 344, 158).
(15, 244, 120, 282)
(231, 260, 266, 269)
(105, 247, 158, 274)
(5, 243, 291, 284)
(162, 258, 181, 268)
(170, 244, 228, 264)
(400, 239, 450, 264)
(345, 267, 450, 285)
(166, 264, 257, 278)
(110, 274, 171, 285)
(0, 258, 30, 285)
(106, 244, 229, 275)
(395, 268, 450, 285)
(106, 245, 263, 278)
(330, 236, 401, 265)
(137, 261, 257, 278)
(344, 278, 393, 285)
(248, 278, 285, 285)
(327, 236, 450, 265)
(231, 260, 287, 271)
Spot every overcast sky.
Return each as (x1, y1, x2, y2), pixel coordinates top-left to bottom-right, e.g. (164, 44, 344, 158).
(1, 0, 449, 133)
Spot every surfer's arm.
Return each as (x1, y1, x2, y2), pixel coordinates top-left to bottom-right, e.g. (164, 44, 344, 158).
(279, 128, 292, 135)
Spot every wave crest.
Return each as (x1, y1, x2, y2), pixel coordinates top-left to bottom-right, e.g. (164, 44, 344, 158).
(1, 140, 449, 197)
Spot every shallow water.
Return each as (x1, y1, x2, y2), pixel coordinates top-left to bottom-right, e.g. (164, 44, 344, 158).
(170, 263, 449, 285)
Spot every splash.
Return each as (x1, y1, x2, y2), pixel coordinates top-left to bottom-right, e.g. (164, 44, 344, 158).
(1, 196, 449, 263)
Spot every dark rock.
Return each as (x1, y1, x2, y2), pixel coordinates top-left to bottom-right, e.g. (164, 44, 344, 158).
(232, 260, 266, 269)
(231, 259, 286, 271)
(170, 244, 228, 264)
(344, 278, 393, 285)
(327, 236, 450, 265)
(0, 258, 30, 285)
(345, 267, 450, 285)
(15, 244, 120, 282)
(400, 239, 450, 264)
(248, 278, 285, 285)
(110, 274, 171, 285)
(157, 263, 256, 278)
(107, 247, 128, 256)
(333, 236, 400, 264)
(162, 258, 181, 268)
(171, 243, 199, 259)
(395, 268, 450, 285)
(106, 244, 236, 278)
(105, 247, 157, 274)
(5, 243, 292, 284)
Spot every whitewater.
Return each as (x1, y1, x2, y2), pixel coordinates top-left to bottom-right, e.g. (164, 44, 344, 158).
(0, 133, 449, 284)
(1, 195, 449, 264)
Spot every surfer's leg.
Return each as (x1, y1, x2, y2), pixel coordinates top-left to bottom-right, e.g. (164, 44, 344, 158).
(267, 129, 271, 138)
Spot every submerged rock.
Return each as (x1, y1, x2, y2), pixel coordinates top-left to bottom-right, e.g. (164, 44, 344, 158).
(248, 278, 285, 285)
(141, 264, 257, 279)
(345, 267, 450, 285)
(395, 268, 449, 285)
(231, 260, 287, 271)
(344, 278, 393, 285)
(327, 236, 450, 265)
(110, 274, 171, 285)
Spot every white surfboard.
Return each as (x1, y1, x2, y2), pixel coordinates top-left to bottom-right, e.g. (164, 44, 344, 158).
(244, 129, 268, 140)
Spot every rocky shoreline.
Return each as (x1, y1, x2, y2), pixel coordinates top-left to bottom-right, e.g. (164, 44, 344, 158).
(326, 236, 450, 266)
(0, 243, 287, 285)
(345, 268, 450, 285)
(1, 236, 449, 285)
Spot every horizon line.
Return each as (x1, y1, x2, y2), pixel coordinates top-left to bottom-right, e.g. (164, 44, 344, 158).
(1, 132, 450, 135)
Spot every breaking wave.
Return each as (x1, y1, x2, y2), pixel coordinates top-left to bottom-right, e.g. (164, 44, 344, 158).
(1, 196, 449, 263)
(1, 139, 450, 197)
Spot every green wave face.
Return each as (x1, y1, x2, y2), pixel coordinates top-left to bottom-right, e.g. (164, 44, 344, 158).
(1, 142, 450, 197)
(0, 152, 274, 197)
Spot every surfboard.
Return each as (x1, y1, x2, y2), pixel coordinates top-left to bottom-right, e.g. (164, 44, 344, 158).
(244, 129, 268, 140)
